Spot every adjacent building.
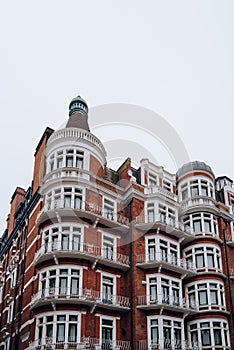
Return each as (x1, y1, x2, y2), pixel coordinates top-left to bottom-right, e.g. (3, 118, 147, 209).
(0, 96, 234, 350)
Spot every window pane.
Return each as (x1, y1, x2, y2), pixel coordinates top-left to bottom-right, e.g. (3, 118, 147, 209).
(198, 291, 207, 305)
(214, 329, 222, 346)
(196, 254, 204, 268)
(201, 330, 211, 346)
(57, 324, 65, 342)
(69, 324, 77, 342)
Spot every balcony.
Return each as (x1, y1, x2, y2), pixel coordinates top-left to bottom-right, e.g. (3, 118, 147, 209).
(144, 186, 177, 202)
(43, 167, 90, 184)
(47, 128, 107, 156)
(34, 241, 130, 271)
(180, 196, 218, 214)
(28, 337, 131, 350)
(135, 214, 193, 240)
(136, 294, 196, 313)
(31, 288, 130, 312)
(138, 340, 202, 350)
(136, 253, 196, 277)
(36, 200, 129, 232)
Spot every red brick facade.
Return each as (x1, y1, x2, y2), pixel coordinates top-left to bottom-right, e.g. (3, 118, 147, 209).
(0, 97, 234, 350)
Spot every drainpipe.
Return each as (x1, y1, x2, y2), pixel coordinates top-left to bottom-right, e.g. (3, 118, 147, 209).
(14, 218, 29, 350)
(0, 246, 10, 344)
(128, 199, 133, 350)
(223, 219, 234, 329)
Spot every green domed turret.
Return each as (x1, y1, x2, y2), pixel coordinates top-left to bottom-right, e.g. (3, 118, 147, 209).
(69, 95, 88, 116)
(66, 95, 90, 131)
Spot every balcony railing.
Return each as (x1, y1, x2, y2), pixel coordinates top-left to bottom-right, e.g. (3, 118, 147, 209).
(36, 200, 129, 229)
(137, 294, 196, 312)
(135, 213, 193, 235)
(136, 253, 196, 274)
(181, 197, 217, 212)
(138, 340, 202, 350)
(144, 186, 177, 202)
(28, 337, 130, 349)
(43, 167, 90, 184)
(47, 128, 107, 156)
(34, 241, 130, 270)
(31, 287, 130, 311)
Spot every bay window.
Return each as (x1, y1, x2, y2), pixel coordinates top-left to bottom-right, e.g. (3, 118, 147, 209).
(46, 149, 84, 174)
(145, 201, 177, 225)
(39, 266, 82, 298)
(146, 235, 179, 265)
(178, 177, 215, 201)
(186, 280, 225, 311)
(45, 186, 84, 211)
(148, 316, 183, 349)
(183, 213, 218, 236)
(42, 224, 83, 253)
(36, 312, 81, 345)
(184, 244, 222, 272)
(146, 274, 182, 306)
(188, 320, 230, 348)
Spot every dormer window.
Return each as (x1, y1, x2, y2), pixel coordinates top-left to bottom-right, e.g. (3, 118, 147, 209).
(149, 173, 157, 187)
(163, 180, 172, 192)
(230, 194, 234, 215)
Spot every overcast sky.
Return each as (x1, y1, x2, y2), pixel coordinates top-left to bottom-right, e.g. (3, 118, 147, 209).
(0, 1, 234, 233)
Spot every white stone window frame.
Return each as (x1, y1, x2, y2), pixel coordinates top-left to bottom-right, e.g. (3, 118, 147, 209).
(100, 271, 117, 304)
(102, 196, 117, 221)
(230, 194, 234, 215)
(46, 148, 86, 174)
(10, 267, 17, 289)
(148, 172, 158, 187)
(145, 234, 179, 264)
(45, 186, 85, 211)
(185, 279, 226, 311)
(99, 315, 117, 347)
(183, 243, 222, 273)
(231, 221, 234, 239)
(41, 223, 84, 253)
(0, 285, 2, 304)
(178, 176, 215, 202)
(7, 300, 14, 324)
(183, 212, 219, 236)
(162, 178, 173, 193)
(3, 338, 11, 350)
(145, 201, 178, 224)
(101, 231, 118, 261)
(146, 273, 182, 306)
(39, 265, 83, 297)
(188, 318, 230, 348)
(35, 311, 82, 345)
(147, 315, 184, 349)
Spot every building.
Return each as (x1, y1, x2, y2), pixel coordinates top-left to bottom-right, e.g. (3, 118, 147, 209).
(0, 96, 234, 350)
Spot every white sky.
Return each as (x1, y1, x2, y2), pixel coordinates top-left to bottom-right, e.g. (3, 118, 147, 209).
(0, 0, 234, 233)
